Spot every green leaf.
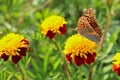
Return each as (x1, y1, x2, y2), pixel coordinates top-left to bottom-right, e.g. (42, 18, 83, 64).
(26, 70, 36, 78)
(25, 56, 31, 68)
(6, 73, 14, 80)
(43, 44, 53, 73)
(31, 59, 40, 71)
(53, 58, 61, 70)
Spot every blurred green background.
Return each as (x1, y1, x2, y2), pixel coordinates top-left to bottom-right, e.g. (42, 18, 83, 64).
(0, 0, 120, 80)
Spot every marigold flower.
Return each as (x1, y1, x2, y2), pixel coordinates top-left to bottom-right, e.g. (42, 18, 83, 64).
(112, 52, 120, 76)
(64, 34, 97, 66)
(0, 33, 29, 64)
(41, 15, 67, 39)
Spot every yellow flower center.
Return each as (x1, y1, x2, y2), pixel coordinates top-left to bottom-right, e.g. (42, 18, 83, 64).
(64, 34, 97, 59)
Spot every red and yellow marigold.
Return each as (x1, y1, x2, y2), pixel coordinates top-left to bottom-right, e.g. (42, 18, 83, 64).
(112, 52, 120, 76)
(0, 33, 29, 64)
(41, 15, 67, 39)
(64, 34, 97, 66)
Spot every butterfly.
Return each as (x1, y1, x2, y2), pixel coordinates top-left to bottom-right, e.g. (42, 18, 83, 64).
(76, 8, 102, 44)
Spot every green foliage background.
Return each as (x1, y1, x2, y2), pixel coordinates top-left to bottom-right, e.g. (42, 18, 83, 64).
(0, 0, 120, 80)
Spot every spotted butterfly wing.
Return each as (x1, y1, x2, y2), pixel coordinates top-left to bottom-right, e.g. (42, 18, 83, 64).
(76, 8, 102, 44)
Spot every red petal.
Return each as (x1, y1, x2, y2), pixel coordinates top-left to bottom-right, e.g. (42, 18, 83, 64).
(113, 65, 120, 76)
(18, 47, 27, 56)
(21, 39, 29, 45)
(66, 54, 72, 64)
(74, 55, 85, 66)
(12, 55, 22, 64)
(93, 52, 96, 57)
(85, 53, 95, 64)
(116, 71, 120, 76)
(59, 24, 67, 34)
(112, 65, 118, 71)
(46, 30, 56, 39)
(1, 53, 9, 61)
(112, 64, 120, 76)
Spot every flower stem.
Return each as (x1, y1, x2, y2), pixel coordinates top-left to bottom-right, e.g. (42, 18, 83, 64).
(88, 65, 93, 80)
(99, 16, 110, 51)
(52, 39, 71, 79)
(99, 8, 111, 51)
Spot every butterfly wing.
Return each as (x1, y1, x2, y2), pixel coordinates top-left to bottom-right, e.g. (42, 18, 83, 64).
(77, 16, 100, 43)
(83, 8, 102, 38)
(77, 8, 102, 44)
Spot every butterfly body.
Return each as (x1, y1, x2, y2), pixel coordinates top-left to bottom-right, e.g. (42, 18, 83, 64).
(77, 8, 102, 44)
